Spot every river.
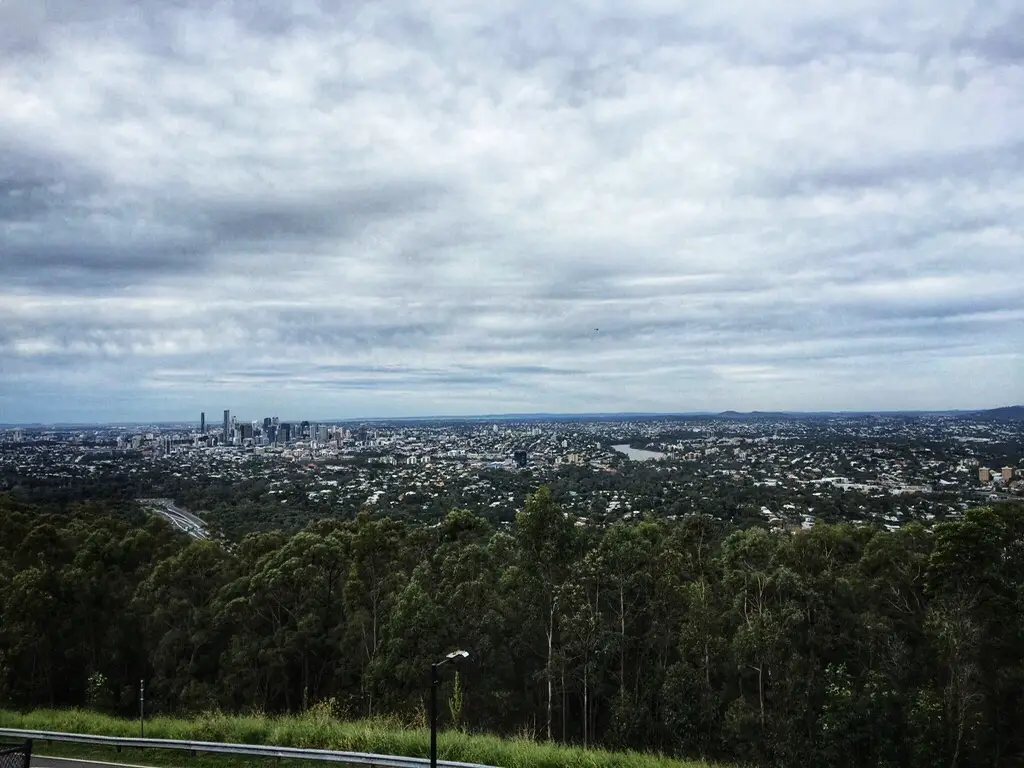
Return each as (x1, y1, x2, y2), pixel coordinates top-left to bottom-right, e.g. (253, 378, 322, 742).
(611, 444, 666, 461)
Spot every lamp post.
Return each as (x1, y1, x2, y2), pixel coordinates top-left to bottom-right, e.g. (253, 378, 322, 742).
(430, 649, 469, 768)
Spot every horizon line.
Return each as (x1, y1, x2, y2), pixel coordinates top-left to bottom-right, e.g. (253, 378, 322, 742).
(2, 404, 1020, 428)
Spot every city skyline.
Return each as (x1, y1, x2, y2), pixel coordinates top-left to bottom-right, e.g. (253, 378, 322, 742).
(2, 1, 1023, 424)
(2, 402, 1021, 429)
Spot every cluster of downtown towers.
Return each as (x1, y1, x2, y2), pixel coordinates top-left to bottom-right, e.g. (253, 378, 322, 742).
(199, 410, 356, 447)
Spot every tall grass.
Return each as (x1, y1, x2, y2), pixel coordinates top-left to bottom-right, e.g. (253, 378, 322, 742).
(0, 709, 719, 768)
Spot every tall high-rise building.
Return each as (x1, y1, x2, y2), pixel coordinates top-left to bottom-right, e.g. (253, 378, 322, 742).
(1003, 467, 1015, 483)
(223, 410, 230, 442)
(200, 412, 205, 434)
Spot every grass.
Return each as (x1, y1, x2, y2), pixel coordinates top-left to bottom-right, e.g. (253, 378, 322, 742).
(0, 709, 720, 768)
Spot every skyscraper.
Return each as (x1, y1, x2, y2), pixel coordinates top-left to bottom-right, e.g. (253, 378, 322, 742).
(223, 410, 230, 442)
(200, 412, 205, 434)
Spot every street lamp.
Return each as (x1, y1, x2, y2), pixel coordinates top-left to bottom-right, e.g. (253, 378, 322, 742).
(430, 649, 469, 768)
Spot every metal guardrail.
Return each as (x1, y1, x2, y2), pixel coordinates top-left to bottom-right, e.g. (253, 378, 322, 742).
(0, 729, 497, 768)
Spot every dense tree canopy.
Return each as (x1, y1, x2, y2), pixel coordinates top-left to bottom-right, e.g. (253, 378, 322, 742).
(1, 491, 1022, 767)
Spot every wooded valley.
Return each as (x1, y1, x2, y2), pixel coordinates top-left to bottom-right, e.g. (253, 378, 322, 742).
(1, 491, 1022, 767)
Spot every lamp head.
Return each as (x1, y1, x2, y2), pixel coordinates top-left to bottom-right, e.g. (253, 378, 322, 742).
(446, 649, 469, 661)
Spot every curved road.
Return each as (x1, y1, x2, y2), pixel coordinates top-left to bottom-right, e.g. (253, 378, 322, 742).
(138, 498, 210, 540)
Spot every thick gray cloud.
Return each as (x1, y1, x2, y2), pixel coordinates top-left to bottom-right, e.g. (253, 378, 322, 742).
(1, 0, 1022, 423)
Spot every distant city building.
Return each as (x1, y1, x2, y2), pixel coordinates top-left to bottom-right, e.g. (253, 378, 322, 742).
(979, 467, 991, 483)
(280, 423, 291, 443)
(1002, 467, 1015, 483)
(223, 410, 230, 442)
(200, 412, 205, 434)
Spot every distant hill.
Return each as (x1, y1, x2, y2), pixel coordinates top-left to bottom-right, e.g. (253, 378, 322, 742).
(716, 410, 798, 419)
(962, 405, 1024, 422)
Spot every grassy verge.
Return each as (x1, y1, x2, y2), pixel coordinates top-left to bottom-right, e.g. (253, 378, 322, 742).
(0, 709, 718, 768)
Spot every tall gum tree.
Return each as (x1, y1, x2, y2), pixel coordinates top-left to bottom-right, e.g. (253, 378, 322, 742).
(511, 487, 576, 741)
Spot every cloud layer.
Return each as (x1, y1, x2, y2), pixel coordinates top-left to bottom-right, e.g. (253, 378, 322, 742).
(2, 0, 1022, 422)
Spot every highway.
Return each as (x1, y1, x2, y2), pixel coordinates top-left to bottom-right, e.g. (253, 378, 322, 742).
(138, 498, 210, 541)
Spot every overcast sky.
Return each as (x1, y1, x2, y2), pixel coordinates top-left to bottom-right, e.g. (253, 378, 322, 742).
(1, 0, 1022, 423)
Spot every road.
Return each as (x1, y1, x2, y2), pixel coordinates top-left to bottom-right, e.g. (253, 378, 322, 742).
(138, 498, 210, 541)
(33, 757, 157, 768)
